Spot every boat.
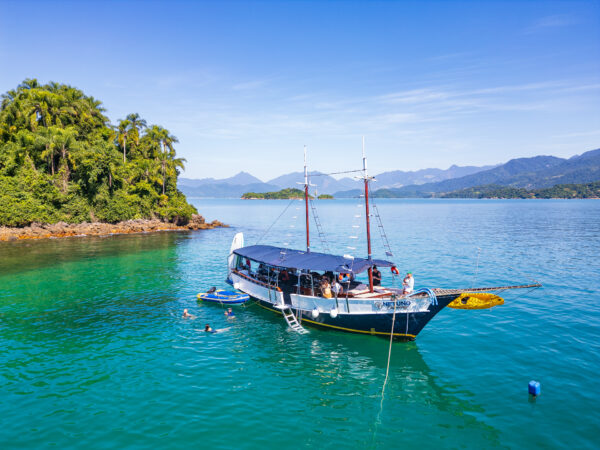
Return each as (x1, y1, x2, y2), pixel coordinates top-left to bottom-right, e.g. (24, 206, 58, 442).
(447, 292, 504, 310)
(197, 288, 249, 304)
(225, 143, 541, 340)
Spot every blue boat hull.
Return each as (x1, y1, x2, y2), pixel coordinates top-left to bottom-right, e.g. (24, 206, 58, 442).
(249, 294, 458, 340)
(197, 290, 250, 304)
(246, 295, 456, 341)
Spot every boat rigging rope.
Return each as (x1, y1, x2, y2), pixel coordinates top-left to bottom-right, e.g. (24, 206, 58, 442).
(255, 198, 297, 245)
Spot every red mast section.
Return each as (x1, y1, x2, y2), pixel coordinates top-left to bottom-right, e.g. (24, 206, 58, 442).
(304, 146, 310, 253)
(362, 137, 374, 293)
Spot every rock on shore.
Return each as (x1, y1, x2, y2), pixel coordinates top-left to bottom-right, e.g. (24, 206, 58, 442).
(0, 215, 227, 241)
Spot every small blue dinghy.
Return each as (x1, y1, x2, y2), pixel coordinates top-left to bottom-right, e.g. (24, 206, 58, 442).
(197, 288, 249, 304)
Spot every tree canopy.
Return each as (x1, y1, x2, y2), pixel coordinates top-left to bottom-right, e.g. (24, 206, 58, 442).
(0, 79, 196, 227)
(241, 188, 308, 199)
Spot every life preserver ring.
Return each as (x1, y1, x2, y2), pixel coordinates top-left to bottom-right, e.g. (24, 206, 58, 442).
(391, 266, 399, 275)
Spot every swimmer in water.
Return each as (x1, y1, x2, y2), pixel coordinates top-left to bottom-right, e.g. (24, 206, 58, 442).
(224, 307, 236, 318)
(203, 324, 231, 334)
(182, 309, 195, 319)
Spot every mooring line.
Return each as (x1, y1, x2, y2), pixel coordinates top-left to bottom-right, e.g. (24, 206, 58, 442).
(371, 298, 398, 447)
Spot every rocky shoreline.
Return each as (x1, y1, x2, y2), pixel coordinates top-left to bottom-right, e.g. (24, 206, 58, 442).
(0, 215, 227, 242)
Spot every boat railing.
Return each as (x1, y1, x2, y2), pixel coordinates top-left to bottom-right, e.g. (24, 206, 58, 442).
(232, 269, 282, 292)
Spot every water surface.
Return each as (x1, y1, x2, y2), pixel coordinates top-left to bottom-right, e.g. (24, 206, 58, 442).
(1, 199, 599, 448)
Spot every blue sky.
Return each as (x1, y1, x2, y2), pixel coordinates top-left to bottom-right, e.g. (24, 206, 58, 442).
(1, 0, 599, 180)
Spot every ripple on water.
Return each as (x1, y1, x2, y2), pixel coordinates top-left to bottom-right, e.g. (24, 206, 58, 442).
(1, 200, 599, 449)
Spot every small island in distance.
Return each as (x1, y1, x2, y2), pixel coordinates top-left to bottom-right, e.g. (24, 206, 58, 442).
(242, 188, 334, 200)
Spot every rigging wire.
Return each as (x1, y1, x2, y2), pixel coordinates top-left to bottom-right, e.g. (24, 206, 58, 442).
(472, 247, 481, 289)
(255, 198, 297, 246)
(309, 197, 331, 253)
(309, 169, 364, 177)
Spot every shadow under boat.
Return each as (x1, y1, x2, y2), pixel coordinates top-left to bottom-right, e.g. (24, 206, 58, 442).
(242, 321, 504, 447)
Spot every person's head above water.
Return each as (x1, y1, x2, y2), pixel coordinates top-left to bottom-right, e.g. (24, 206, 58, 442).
(205, 324, 212, 332)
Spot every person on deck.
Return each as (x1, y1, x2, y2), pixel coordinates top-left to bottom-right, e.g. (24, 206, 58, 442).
(372, 266, 382, 286)
(332, 278, 343, 297)
(403, 272, 414, 295)
(280, 269, 290, 282)
(321, 277, 333, 298)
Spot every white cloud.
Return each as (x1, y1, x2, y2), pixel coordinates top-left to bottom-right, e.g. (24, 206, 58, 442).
(525, 15, 577, 34)
(232, 79, 269, 91)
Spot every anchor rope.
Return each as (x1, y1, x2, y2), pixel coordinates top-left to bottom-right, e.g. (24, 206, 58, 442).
(381, 297, 397, 398)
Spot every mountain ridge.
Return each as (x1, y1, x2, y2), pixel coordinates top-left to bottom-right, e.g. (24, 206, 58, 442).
(334, 148, 600, 197)
(179, 163, 497, 197)
(178, 149, 600, 198)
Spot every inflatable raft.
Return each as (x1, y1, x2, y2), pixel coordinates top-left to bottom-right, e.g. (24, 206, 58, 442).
(197, 289, 249, 304)
(447, 292, 504, 310)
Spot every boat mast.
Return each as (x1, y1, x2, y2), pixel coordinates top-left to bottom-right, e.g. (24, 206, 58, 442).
(362, 137, 374, 293)
(304, 145, 310, 253)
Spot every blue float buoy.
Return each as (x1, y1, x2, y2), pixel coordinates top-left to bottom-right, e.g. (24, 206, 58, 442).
(528, 380, 541, 396)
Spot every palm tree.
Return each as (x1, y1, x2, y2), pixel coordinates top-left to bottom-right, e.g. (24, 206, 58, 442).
(125, 113, 147, 156)
(96, 141, 120, 190)
(159, 128, 179, 195)
(24, 89, 51, 130)
(51, 126, 79, 192)
(117, 119, 131, 163)
(37, 126, 60, 175)
(143, 125, 180, 194)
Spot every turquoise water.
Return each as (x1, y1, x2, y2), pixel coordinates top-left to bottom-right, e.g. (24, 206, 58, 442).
(1, 199, 599, 449)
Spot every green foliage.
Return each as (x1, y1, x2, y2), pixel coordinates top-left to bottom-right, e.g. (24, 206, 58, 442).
(241, 188, 309, 199)
(0, 79, 198, 226)
(440, 182, 600, 199)
(317, 194, 334, 199)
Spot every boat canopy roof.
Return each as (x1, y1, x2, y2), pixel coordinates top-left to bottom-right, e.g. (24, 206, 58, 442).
(233, 245, 394, 274)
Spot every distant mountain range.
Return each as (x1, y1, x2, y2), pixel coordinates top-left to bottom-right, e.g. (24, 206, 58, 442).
(179, 171, 280, 198)
(349, 148, 600, 198)
(179, 148, 600, 198)
(179, 163, 497, 198)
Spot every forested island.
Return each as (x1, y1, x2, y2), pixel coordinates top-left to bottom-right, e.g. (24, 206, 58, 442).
(439, 182, 600, 199)
(241, 188, 333, 199)
(0, 79, 223, 240)
(364, 182, 600, 199)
